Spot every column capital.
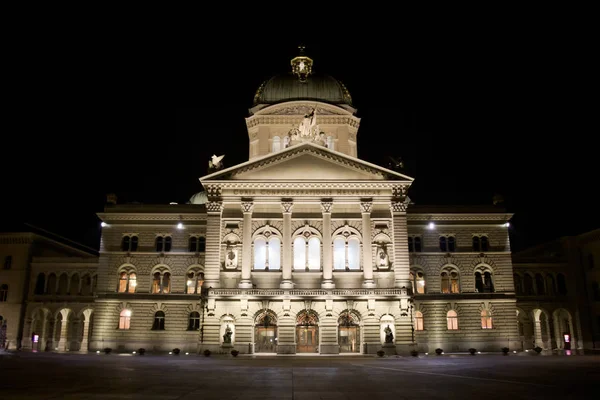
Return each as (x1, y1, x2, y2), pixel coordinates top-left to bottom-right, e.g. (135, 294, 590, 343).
(241, 201, 254, 214)
(207, 201, 224, 213)
(281, 200, 293, 214)
(321, 200, 333, 214)
(360, 200, 373, 214)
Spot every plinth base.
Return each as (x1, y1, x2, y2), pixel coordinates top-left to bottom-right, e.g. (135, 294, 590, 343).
(238, 280, 253, 289)
(362, 280, 376, 289)
(321, 280, 335, 289)
(382, 343, 397, 356)
(280, 280, 295, 289)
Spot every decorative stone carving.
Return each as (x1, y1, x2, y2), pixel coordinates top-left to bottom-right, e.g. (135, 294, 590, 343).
(266, 105, 345, 116)
(390, 201, 408, 213)
(206, 201, 223, 213)
(224, 245, 239, 269)
(205, 185, 222, 199)
(360, 200, 373, 214)
(320, 200, 333, 213)
(241, 201, 254, 213)
(281, 201, 293, 213)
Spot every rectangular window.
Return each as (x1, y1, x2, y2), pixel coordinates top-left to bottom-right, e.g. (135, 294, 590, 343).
(4, 256, 12, 270)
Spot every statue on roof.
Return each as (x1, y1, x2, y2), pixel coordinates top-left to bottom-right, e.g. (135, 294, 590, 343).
(208, 154, 225, 172)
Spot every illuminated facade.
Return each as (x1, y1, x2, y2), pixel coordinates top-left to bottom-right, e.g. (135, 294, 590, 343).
(3, 50, 592, 355)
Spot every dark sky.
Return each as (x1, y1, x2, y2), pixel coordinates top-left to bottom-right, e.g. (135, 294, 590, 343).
(3, 30, 596, 253)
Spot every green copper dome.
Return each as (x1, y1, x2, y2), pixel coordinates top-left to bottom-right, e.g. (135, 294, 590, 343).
(253, 72, 353, 106)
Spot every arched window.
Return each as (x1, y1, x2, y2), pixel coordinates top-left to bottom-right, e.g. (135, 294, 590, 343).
(546, 274, 555, 295)
(441, 267, 460, 293)
(155, 237, 163, 252)
(46, 273, 56, 295)
(272, 136, 281, 152)
(524, 274, 534, 295)
(332, 228, 361, 271)
(69, 274, 79, 295)
(440, 236, 447, 252)
(414, 311, 424, 331)
(535, 273, 546, 295)
(557, 273, 567, 295)
(119, 309, 131, 330)
(254, 238, 267, 269)
(155, 236, 172, 252)
(475, 268, 494, 293)
(333, 238, 345, 270)
(408, 237, 413, 252)
(448, 236, 456, 252)
(447, 310, 458, 330)
(189, 237, 197, 252)
(0, 284, 8, 302)
(480, 236, 489, 251)
(293, 228, 321, 271)
(151, 270, 171, 294)
(475, 272, 484, 292)
(513, 273, 523, 294)
(152, 311, 165, 330)
(186, 270, 204, 294)
(81, 274, 92, 295)
(121, 235, 138, 252)
(410, 270, 425, 294)
(57, 273, 68, 295)
(481, 310, 493, 329)
(34, 273, 45, 295)
(118, 271, 137, 293)
(188, 311, 201, 330)
(472, 236, 480, 251)
(188, 236, 206, 252)
(254, 237, 281, 270)
(414, 237, 422, 252)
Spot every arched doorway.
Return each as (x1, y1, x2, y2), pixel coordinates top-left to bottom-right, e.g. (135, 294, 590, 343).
(254, 310, 277, 353)
(553, 308, 575, 350)
(296, 310, 319, 353)
(338, 311, 360, 353)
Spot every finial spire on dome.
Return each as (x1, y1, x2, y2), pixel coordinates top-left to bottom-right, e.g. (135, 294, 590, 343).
(291, 45, 313, 82)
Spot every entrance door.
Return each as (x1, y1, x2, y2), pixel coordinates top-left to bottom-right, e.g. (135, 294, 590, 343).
(296, 326, 318, 353)
(339, 326, 360, 353)
(255, 326, 277, 353)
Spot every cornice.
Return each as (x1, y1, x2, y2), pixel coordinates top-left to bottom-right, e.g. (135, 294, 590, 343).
(207, 181, 409, 190)
(407, 213, 513, 222)
(97, 213, 207, 222)
(208, 288, 404, 300)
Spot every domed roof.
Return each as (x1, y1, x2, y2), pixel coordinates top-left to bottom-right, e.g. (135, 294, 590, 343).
(187, 191, 208, 205)
(253, 72, 352, 106)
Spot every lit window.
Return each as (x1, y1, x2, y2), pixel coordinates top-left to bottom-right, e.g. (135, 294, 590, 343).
(254, 237, 281, 270)
(294, 236, 321, 271)
(441, 267, 460, 293)
(415, 311, 424, 331)
(333, 235, 361, 271)
(481, 310, 493, 329)
(447, 310, 458, 330)
(186, 270, 204, 294)
(119, 309, 131, 329)
(152, 271, 171, 294)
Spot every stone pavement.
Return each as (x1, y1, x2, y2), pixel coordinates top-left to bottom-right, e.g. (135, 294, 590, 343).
(0, 351, 598, 399)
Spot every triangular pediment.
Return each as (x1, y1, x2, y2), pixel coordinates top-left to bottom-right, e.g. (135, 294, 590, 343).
(200, 142, 413, 182)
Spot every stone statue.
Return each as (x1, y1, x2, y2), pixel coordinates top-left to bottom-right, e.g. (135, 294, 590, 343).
(223, 324, 232, 344)
(208, 154, 225, 172)
(384, 324, 394, 343)
(377, 244, 389, 267)
(283, 135, 290, 148)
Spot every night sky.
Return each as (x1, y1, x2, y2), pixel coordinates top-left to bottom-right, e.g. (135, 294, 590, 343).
(3, 33, 596, 252)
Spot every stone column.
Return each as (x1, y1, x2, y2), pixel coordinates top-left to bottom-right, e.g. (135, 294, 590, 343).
(321, 200, 334, 289)
(391, 200, 411, 288)
(39, 310, 48, 351)
(239, 200, 254, 289)
(280, 200, 294, 289)
(57, 309, 70, 352)
(361, 200, 376, 288)
(79, 309, 92, 353)
(204, 201, 224, 289)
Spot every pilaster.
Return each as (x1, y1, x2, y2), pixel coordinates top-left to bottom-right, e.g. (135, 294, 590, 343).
(390, 200, 410, 289)
(280, 200, 294, 289)
(360, 200, 376, 288)
(321, 200, 334, 289)
(239, 200, 254, 289)
(205, 200, 224, 288)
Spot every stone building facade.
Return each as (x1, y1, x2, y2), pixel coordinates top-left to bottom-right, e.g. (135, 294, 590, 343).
(3, 51, 595, 355)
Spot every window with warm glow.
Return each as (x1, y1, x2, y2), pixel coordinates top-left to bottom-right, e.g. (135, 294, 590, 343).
(441, 268, 460, 293)
(481, 310, 493, 329)
(186, 271, 204, 294)
(447, 310, 458, 330)
(119, 272, 128, 293)
(415, 311, 424, 330)
(119, 309, 131, 329)
(118, 271, 136, 293)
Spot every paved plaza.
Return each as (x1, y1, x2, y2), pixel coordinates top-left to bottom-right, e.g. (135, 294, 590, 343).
(0, 351, 599, 399)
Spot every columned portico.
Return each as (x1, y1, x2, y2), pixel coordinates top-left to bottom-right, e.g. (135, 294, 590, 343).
(239, 200, 254, 289)
(360, 200, 376, 288)
(280, 200, 294, 289)
(321, 200, 334, 289)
